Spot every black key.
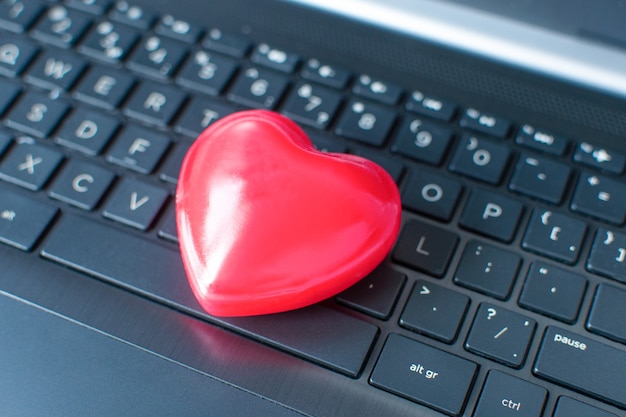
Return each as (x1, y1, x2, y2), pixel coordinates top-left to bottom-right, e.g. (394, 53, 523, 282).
(66, 0, 112, 15)
(39, 214, 379, 378)
(574, 142, 626, 174)
(405, 90, 457, 122)
(0, 78, 20, 115)
(157, 205, 178, 243)
(108, 1, 155, 29)
(587, 228, 626, 283)
(78, 20, 139, 62)
(155, 14, 202, 44)
(391, 117, 453, 165)
(123, 81, 187, 126)
(587, 284, 626, 344)
(227, 67, 289, 109)
(370, 334, 477, 416)
(354, 149, 404, 184)
(459, 189, 524, 243)
(0, 32, 38, 76)
(533, 326, 626, 409)
(24, 48, 87, 91)
(571, 173, 626, 225)
(400, 281, 469, 343)
(522, 208, 586, 264)
(4, 92, 69, 138)
(449, 134, 512, 184)
(127, 35, 187, 79)
(0, 141, 63, 190)
(31, 5, 91, 48)
(300, 58, 351, 89)
(519, 262, 587, 323)
(73, 64, 136, 109)
(509, 153, 571, 204)
(335, 99, 396, 147)
(473, 371, 547, 417)
(401, 170, 462, 222)
(176, 50, 238, 96)
(251, 43, 299, 74)
(0, 0, 44, 33)
(159, 141, 189, 185)
(102, 178, 169, 230)
(459, 107, 511, 138)
(465, 303, 536, 368)
(174, 98, 237, 139)
(553, 397, 618, 417)
(55, 107, 119, 155)
(353, 74, 403, 105)
(307, 132, 348, 153)
(202, 28, 251, 58)
(0, 187, 57, 250)
(336, 265, 405, 320)
(282, 82, 342, 130)
(392, 219, 458, 277)
(515, 124, 569, 156)
(48, 160, 115, 210)
(106, 124, 171, 174)
(454, 241, 521, 300)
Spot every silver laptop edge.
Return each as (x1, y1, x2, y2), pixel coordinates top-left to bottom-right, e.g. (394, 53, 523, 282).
(289, 0, 626, 100)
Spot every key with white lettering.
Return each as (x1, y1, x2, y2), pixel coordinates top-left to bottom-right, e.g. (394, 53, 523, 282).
(31, 5, 91, 48)
(174, 97, 237, 139)
(78, 20, 139, 62)
(0, 141, 63, 191)
(401, 169, 463, 222)
(449, 134, 512, 184)
(106, 124, 171, 174)
(102, 178, 169, 230)
(370, 333, 478, 416)
(587, 229, 626, 284)
(533, 326, 626, 409)
(127, 35, 188, 79)
(123, 81, 187, 127)
(0, 33, 39, 76)
(74, 64, 136, 110)
(176, 50, 239, 97)
(459, 108, 511, 138)
(48, 160, 115, 210)
(5, 91, 69, 138)
(571, 172, 626, 225)
(55, 107, 120, 156)
(25, 48, 87, 91)
(459, 189, 524, 242)
(473, 370, 547, 417)
(0, 0, 45, 33)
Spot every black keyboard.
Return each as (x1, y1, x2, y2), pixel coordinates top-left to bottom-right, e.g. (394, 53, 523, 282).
(0, 1, 625, 416)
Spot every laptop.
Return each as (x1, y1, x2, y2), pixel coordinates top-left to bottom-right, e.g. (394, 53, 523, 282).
(1, 0, 625, 415)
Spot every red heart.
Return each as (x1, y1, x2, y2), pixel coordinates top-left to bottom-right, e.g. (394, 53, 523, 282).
(176, 110, 401, 317)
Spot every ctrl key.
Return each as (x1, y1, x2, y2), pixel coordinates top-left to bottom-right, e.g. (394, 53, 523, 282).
(473, 370, 547, 417)
(370, 334, 477, 416)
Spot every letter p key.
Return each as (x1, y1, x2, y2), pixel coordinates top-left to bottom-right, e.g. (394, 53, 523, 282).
(483, 203, 502, 220)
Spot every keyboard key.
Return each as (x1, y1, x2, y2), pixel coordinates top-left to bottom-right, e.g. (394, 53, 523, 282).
(31, 5, 91, 48)
(571, 173, 626, 225)
(401, 169, 462, 222)
(174, 98, 236, 139)
(353, 74, 403, 105)
(465, 303, 536, 368)
(0, 0, 44, 33)
(55, 107, 120, 156)
(301, 58, 351, 89)
(454, 241, 521, 300)
(202, 27, 251, 58)
(391, 117, 453, 165)
(24, 48, 87, 91)
(0, 141, 63, 190)
(449, 134, 512, 184)
(553, 397, 618, 417)
(282, 82, 342, 130)
(459, 189, 524, 242)
(392, 219, 458, 277)
(473, 371, 547, 417)
(522, 208, 586, 264)
(587, 284, 626, 344)
(154, 14, 202, 44)
(518, 262, 587, 323)
(78, 20, 139, 62)
(587, 228, 626, 283)
(48, 160, 115, 210)
(459, 107, 511, 138)
(109, 1, 155, 29)
(66, 0, 112, 15)
(533, 326, 626, 409)
(307, 132, 347, 153)
(509, 153, 571, 204)
(405, 90, 457, 122)
(251, 43, 300, 74)
(227, 67, 289, 109)
(335, 99, 396, 147)
(0, 32, 38, 77)
(516, 124, 569, 156)
(400, 281, 469, 343)
(0, 187, 57, 251)
(123, 81, 187, 126)
(370, 333, 477, 416)
(574, 142, 626, 174)
(73, 64, 136, 109)
(353, 149, 404, 183)
(176, 50, 238, 97)
(127, 35, 187, 79)
(0, 78, 20, 115)
(102, 178, 169, 230)
(159, 141, 189, 185)
(106, 124, 171, 174)
(336, 264, 406, 320)
(4, 92, 69, 138)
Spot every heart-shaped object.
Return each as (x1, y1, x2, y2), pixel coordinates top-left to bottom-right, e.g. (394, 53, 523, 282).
(176, 110, 401, 317)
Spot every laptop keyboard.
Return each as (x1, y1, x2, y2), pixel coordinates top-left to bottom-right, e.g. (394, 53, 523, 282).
(1, 1, 625, 416)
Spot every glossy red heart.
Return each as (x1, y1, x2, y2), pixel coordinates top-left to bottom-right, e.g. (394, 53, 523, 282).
(176, 110, 401, 317)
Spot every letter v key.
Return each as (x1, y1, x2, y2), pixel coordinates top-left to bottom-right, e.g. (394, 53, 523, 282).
(130, 192, 150, 211)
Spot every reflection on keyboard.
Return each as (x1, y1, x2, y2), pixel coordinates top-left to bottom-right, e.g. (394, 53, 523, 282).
(0, 1, 625, 416)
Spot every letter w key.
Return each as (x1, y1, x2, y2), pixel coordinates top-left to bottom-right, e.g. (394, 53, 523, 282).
(103, 178, 169, 230)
